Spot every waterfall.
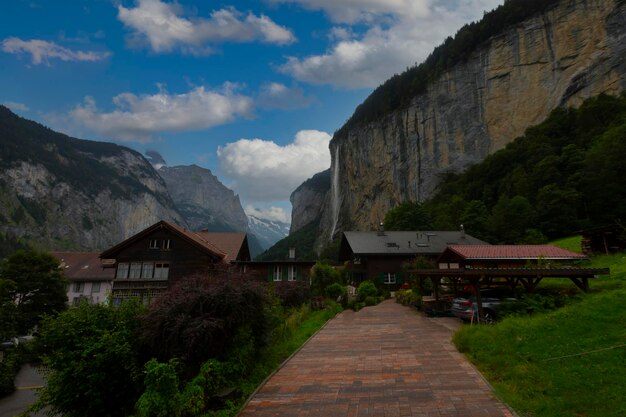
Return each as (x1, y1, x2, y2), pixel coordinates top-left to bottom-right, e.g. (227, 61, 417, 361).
(330, 145, 341, 240)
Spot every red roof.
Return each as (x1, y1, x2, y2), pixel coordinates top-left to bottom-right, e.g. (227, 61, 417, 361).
(196, 231, 247, 262)
(52, 252, 116, 282)
(446, 245, 586, 260)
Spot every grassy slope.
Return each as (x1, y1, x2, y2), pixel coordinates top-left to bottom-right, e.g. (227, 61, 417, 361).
(453, 251, 626, 417)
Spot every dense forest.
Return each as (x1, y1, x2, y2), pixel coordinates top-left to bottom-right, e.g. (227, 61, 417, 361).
(334, 0, 562, 139)
(413, 93, 626, 243)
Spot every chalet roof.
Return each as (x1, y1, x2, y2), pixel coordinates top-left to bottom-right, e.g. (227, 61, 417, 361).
(100, 220, 226, 260)
(341, 231, 487, 257)
(196, 231, 248, 262)
(445, 245, 587, 260)
(52, 252, 115, 282)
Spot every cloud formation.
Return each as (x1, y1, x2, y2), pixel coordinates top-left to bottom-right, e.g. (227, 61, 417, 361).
(70, 84, 253, 142)
(257, 82, 314, 110)
(245, 205, 291, 224)
(218, 130, 331, 201)
(1, 37, 110, 65)
(278, 0, 503, 88)
(118, 0, 295, 54)
(2, 101, 30, 112)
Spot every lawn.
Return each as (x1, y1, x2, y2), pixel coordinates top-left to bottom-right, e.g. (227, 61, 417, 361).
(453, 251, 626, 417)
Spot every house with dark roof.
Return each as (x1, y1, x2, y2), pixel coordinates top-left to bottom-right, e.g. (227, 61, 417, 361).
(53, 252, 115, 305)
(339, 230, 487, 289)
(100, 220, 251, 305)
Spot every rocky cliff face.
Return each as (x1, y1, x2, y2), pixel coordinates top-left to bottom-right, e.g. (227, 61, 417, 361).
(0, 106, 185, 251)
(158, 165, 249, 232)
(289, 170, 330, 234)
(314, 0, 626, 244)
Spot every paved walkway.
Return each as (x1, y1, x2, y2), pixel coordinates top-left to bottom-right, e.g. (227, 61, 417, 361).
(240, 300, 515, 417)
(0, 364, 47, 417)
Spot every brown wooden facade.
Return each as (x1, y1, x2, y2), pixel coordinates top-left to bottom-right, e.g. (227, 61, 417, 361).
(100, 221, 249, 305)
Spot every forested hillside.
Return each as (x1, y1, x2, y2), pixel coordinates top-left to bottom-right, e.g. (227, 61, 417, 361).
(420, 93, 626, 243)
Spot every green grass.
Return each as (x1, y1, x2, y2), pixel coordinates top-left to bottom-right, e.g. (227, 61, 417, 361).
(225, 303, 343, 416)
(454, 252, 626, 417)
(550, 235, 582, 253)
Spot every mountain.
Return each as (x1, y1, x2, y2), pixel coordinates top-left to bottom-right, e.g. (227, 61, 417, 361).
(158, 165, 249, 233)
(289, 170, 329, 234)
(247, 214, 290, 251)
(0, 106, 185, 254)
(290, 0, 626, 249)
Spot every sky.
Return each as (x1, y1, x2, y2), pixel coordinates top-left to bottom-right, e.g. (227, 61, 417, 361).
(1, 0, 503, 224)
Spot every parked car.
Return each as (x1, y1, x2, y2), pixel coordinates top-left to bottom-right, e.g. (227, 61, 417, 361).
(451, 288, 518, 323)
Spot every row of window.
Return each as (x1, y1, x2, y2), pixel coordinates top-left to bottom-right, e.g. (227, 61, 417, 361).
(273, 265, 298, 281)
(116, 262, 170, 280)
(71, 282, 101, 294)
(149, 239, 171, 250)
(383, 272, 396, 284)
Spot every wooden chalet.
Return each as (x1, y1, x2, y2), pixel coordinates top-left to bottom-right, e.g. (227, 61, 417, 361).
(53, 252, 115, 305)
(412, 245, 609, 298)
(236, 248, 315, 284)
(339, 230, 487, 290)
(580, 225, 626, 256)
(100, 220, 251, 305)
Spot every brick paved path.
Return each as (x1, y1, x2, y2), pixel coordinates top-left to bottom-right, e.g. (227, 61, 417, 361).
(239, 299, 515, 417)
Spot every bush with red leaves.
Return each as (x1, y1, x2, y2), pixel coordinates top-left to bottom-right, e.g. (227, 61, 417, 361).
(273, 281, 311, 308)
(138, 272, 271, 370)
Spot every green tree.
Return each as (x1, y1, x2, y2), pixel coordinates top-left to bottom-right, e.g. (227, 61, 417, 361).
(310, 262, 341, 296)
(460, 200, 491, 240)
(490, 195, 535, 243)
(134, 359, 182, 417)
(384, 202, 433, 231)
(32, 301, 144, 417)
(0, 278, 17, 340)
(0, 250, 67, 334)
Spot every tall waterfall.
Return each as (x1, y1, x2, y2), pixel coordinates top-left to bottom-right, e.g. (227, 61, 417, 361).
(330, 145, 340, 240)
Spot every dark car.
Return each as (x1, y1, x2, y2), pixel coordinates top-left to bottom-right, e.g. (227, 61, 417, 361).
(451, 288, 517, 323)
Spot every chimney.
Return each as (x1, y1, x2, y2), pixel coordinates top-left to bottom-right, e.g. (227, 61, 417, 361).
(460, 224, 466, 239)
(377, 221, 386, 236)
(288, 247, 296, 259)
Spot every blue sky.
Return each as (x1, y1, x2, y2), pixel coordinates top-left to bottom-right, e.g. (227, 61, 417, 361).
(1, 0, 502, 223)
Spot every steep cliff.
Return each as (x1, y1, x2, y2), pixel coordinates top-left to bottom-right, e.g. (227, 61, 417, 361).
(158, 165, 249, 233)
(289, 169, 330, 234)
(0, 106, 186, 252)
(315, 0, 626, 244)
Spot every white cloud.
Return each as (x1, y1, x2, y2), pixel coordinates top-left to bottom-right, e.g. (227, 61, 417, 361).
(2, 101, 29, 112)
(278, 0, 504, 89)
(270, 0, 430, 24)
(118, 0, 295, 54)
(257, 82, 314, 110)
(245, 205, 291, 224)
(1, 37, 110, 65)
(69, 84, 253, 142)
(218, 130, 331, 201)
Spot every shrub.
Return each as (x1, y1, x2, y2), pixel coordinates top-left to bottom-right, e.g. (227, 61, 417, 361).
(325, 283, 345, 301)
(357, 281, 378, 301)
(139, 273, 271, 371)
(274, 281, 311, 308)
(364, 296, 378, 307)
(395, 289, 420, 307)
(310, 262, 341, 296)
(0, 348, 21, 397)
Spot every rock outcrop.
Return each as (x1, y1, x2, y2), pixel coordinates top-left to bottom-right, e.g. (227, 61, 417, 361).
(158, 165, 249, 233)
(289, 170, 330, 234)
(314, 0, 626, 244)
(0, 106, 185, 251)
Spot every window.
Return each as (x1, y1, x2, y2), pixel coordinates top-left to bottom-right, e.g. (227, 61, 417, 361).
(273, 266, 282, 281)
(383, 273, 396, 285)
(91, 282, 101, 293)
(73, 282, 84, 293)
(129, 262, 142, 279)
(288, 266, 297, 281)
(142, 262, 154, 279)
(438, 263, 448, 269)
(116, 262, 129, 279)
(449, 263, 460, 269)
(162, 239, 171, 250)
(149, 239, 159, 249)
(353, 257, 361, 265)
(154, 263, 169, 279)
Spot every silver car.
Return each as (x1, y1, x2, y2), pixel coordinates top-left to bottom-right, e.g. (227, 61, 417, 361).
(451, 288, 517, 323)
